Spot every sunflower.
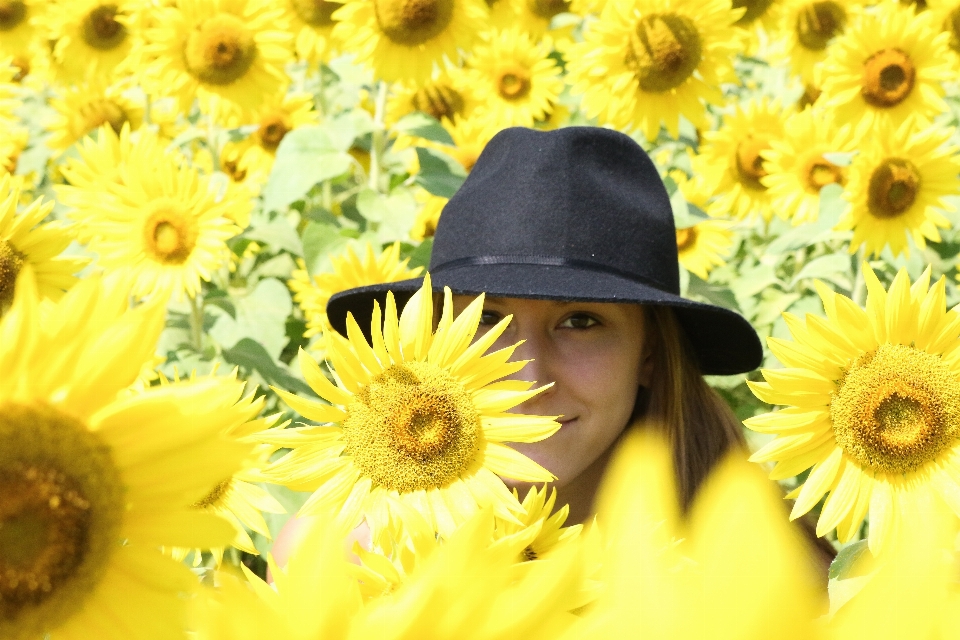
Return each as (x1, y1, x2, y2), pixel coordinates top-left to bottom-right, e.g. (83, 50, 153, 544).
(0, 129, 30, 188)
(261, 276, 561, 537)
(837, 119, 959, 258)
(44, 0, 139, 84)
(84, 133, 247, 300)
(780, 0, 849, 83)
(505, 0, 577, 44)
(676, 220, 733, 280)
(46, 81, 144, 153)
(331, 0, 489, 83)
(496, 485, 582, 563)
(820, 2, 952, 141)
(0, 0, 43, 66)
(282, 0, 343, 62)
(386, 67, 478, 126)
(411, 191, 447, 241)
(235, 92, 319, 181)
(761, 107, 854, 226)
(141, 0, 292, 124)
(746, 266, 960, 554)
(691, 97, 787, 222)
(0, 176, 86, 312)
(0, 269, 254, 640)
(566, 0, 742, 141)
(440, 114, 499, 172)
(928, 0, 960, 60)
(288, 241, 423, 346)
(465, 28, 564, 128)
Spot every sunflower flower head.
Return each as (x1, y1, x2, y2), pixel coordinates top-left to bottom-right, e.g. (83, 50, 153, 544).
(261, 274, 561, 538)
(45, 81, 144, 153)
(676, 220, 734, 280)
(0, 268, 253, 639)
(283, 0, 344, 63)
(45, 0, 140, 84)
(747, 265, 960, 554)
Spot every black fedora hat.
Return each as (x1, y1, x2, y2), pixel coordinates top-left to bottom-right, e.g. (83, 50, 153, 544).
(327, 126, 761, 376)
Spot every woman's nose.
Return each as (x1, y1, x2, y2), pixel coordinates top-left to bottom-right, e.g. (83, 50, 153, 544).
(503, 329, 557, 400)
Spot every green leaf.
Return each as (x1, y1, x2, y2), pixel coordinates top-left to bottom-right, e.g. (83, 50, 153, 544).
(828, 539, 870, 580)
(407, 238, 433, 270)
(208, 278, 292, 360)
(414, 147, 466, 198)
(262, 126, 353, 213)
(394, 112, 455, 145)
(221, 337, 313, 396)
(765, 186, 847, 256)
(791, 253, 851, 288)
(245, 216, 305, 256)
(301, 221, 352, 274)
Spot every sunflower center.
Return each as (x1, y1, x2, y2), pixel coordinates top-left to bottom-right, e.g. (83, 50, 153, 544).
(257, 116, 290, 151)
(222, 157, 247, 183)
(184, 14, 257, 86)
(732, 0, 775, 25)
(522, 546, 538, 561)
(861, 48, 915, 108)
(81, 4, 126, 50)
(193, 479, 232, 509)
(0, 402, 125, 632)
(496, 67, 532, 101)
(627, 14, 702, 93)
(373, 0, 454, 46)
(867, 158, 920, 219)
(796, 1, 845, 50)
(78, 99, 130, 138)
(291, 0, 340, 25)
(0, 239, 25, 308)
(945, 6, 960, 54)
(343, 361, 480, 493)
(143, 205, 198, 265)
(526, 0, 570, 19)
(735, 137, 770, 190)
(411, 84, 464, 121)
(676, 226, 698, 252)
(0, 0, 25, 30)
(831, 344, 960, 474)
(803, 156, 844, 192)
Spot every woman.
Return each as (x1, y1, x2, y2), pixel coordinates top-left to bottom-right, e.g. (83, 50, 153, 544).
(275, 126, 826, 564)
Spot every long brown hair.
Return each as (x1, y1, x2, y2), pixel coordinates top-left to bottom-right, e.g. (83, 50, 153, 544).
(634, 306, 745, 510)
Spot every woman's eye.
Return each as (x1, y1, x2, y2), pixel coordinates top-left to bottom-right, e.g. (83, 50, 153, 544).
(560, 313, 599, 329)
(480, 310, 503, 325)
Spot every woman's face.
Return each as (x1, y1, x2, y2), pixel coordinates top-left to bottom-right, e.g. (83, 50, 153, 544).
(451, 295, 653, 488)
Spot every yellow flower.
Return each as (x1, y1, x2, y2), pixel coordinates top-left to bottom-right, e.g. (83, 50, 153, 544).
(0, 269, 253, 640)
(46, 81, 144, 153)
(820, 2, 952, 141)
(44, 0, 140, 84)
(838, 119, 960, 258)
(567, 0, 742, 141)
(387, 67, 478, 125)
(81, 131, 247, 300)
(779, 0, 850, 84)
(465, 27, 564, 128)
(411, 191, 447, 241)
(288, 241, 423, 345)
(505, 0, 578, 43)
(141, 0, 293, 124)
(676, 220, 733, 280)
(0, 0, 43, 67)
(0, 175, 86, 312)
(563, 430, 821, 639)
(747, 266, 960, 554)
(691, 97, 787, 221)
(497, 485, 582, 563)
(440, 114, 499, 173)
(261, 275, 561, 537)
(0, 128, 30, 188)
(282, 0, 343, 63)
(762, 107, 854, 226)
(234, 92, 319, 181)
(332, 0, 489, 83)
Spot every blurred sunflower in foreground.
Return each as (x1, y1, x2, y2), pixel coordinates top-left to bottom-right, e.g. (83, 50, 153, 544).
(0, 269, 253, 640)
(838, 120, 960, 258)
(819, 2, 952, 141)
(0, 175, 86, 312)
(140, 0, 292, 124)
(747, 266, 960, 554)
(261, 276, 561, 538)
(332, 0, 489, 83)
(567, 0, 743, 140)
(762, 107, 853, 226)
(692, 97, 787, 221)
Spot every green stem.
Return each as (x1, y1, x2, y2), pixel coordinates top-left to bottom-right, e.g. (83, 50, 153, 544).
(851, 248, 867, 307)
(368, 81, 389, 192)
(189, 293, 204, 352)
(322, 179, 333, 213)
(207, 117, 220, 172)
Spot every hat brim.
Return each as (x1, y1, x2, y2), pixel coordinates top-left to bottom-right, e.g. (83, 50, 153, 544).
(326, 263, 762, 376)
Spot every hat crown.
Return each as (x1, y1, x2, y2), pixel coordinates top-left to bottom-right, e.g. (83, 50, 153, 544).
(430, 126, 680, 294)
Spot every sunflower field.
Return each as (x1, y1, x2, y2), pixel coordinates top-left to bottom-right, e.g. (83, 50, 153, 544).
(6, 0, 960, 636)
